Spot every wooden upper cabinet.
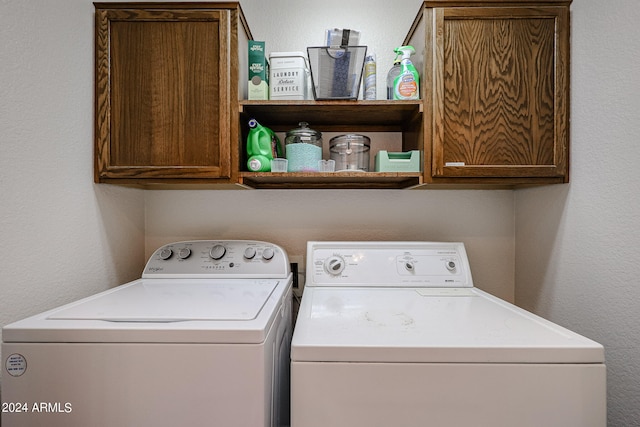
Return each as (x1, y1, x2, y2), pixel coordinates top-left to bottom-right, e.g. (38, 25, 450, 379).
(93, 1, 570, 189)
(94, 3, 250, 184)
(407, 1, 571, 185)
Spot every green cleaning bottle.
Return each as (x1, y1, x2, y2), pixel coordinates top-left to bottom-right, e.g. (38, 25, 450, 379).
(246, 119, 282, 172)
(393, 45, 420, 100)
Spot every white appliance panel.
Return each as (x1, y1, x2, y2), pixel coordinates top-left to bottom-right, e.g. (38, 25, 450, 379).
(48, 279, 278, 322)
(2, 240, 293, 427)
(143, 240, 289, 279)
(3, 341, 273, 427)
(307, 241, 473, 288)
(291, 361, 606, 427)
(292, 286, 604, 363)
(2, 278, 289, 344)
(291, 241, 606, 427)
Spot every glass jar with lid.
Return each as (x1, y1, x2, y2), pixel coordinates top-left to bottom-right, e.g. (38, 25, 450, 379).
(285, 122, 322, 172)
(330, 134, 371, 171)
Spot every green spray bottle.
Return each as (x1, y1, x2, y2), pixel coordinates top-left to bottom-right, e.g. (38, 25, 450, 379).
(393, 46, 420, 100)
(246, 119, 282, 172)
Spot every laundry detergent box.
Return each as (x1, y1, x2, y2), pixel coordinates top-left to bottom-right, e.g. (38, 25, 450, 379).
(248, 41, 269, 100)
(269, 52, 310, 100)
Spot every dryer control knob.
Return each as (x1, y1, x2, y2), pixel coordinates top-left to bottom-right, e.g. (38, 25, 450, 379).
(262, 247, 275, 260)
(160, 248, 173, 260)
(210, 244, 226, 260)
(404, 261, 415, 272)
(324, 256, 345, 275)
(446, 260, 457, 272)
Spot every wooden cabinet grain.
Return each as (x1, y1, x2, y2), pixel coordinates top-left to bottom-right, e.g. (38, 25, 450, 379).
(94, 2, 251, 184)
(406, 0, 571, 185)
(93, 1, 571, 189)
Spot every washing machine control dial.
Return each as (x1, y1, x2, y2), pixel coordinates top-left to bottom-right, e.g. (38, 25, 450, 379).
(324, 255, 346, 275)
(262, 247, 275, 261)
(177, 247, 191, 259)
(160, 248, 173, 260)
(209, 244, 226, 260)
(244, 247, 256, 260)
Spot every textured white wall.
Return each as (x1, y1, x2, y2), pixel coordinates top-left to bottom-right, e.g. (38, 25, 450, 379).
(515, 1, 640, 425)
(0, 0, 146, 388)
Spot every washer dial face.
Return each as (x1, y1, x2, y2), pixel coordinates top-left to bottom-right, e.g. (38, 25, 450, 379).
(160, 248, 173, 260)
(262, 247, 275, 260)
(209, 244, 226, 260)
(244, 247, 257, 260)
(178, 247, 191, 259)
(324, 255, 346, 275)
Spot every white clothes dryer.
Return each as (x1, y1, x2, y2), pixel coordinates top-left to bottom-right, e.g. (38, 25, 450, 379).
(2, 240, 292, 427)
(291, 241, 605, 427)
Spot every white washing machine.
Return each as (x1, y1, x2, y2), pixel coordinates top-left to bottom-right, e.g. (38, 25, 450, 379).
(291, 241, 606, 427)
(2, 240, 292, 427)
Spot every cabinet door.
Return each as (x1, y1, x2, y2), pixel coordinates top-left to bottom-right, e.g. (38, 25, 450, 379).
(429, 6, 569, 181)
(95, 7, 231, 181)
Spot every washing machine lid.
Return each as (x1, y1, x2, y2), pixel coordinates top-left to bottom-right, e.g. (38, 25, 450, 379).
(3, 278, 288, 344)
(47, 279, 277, 322)
(291, 287, 605, 364)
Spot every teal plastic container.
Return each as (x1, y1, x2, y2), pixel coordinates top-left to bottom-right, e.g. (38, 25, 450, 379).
(246, 119, 282, 172)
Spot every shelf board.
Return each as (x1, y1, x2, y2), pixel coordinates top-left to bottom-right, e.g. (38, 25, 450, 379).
(239, 172, 423, 190)
(239, 100, 422, 131)
(238, 101, 424, 189)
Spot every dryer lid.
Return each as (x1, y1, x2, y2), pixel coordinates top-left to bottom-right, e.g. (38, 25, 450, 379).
(47, 279, 279, 322)
(291, 287, 605, 364)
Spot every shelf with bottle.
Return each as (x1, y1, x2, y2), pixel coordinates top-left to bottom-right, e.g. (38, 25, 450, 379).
(237, 100, 424, 189)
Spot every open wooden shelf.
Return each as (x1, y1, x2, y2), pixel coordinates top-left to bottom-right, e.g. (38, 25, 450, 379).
(238, 100, 424, 189)
(239, 100, 423, 132)
(239, 172, 423, 190)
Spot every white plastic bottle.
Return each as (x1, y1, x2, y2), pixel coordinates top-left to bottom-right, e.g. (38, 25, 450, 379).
(363, 52, 376, 100)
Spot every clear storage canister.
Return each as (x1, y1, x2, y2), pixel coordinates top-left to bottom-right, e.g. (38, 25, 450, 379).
(330, 134, 371, 171)
(285, 122, 322, 172)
